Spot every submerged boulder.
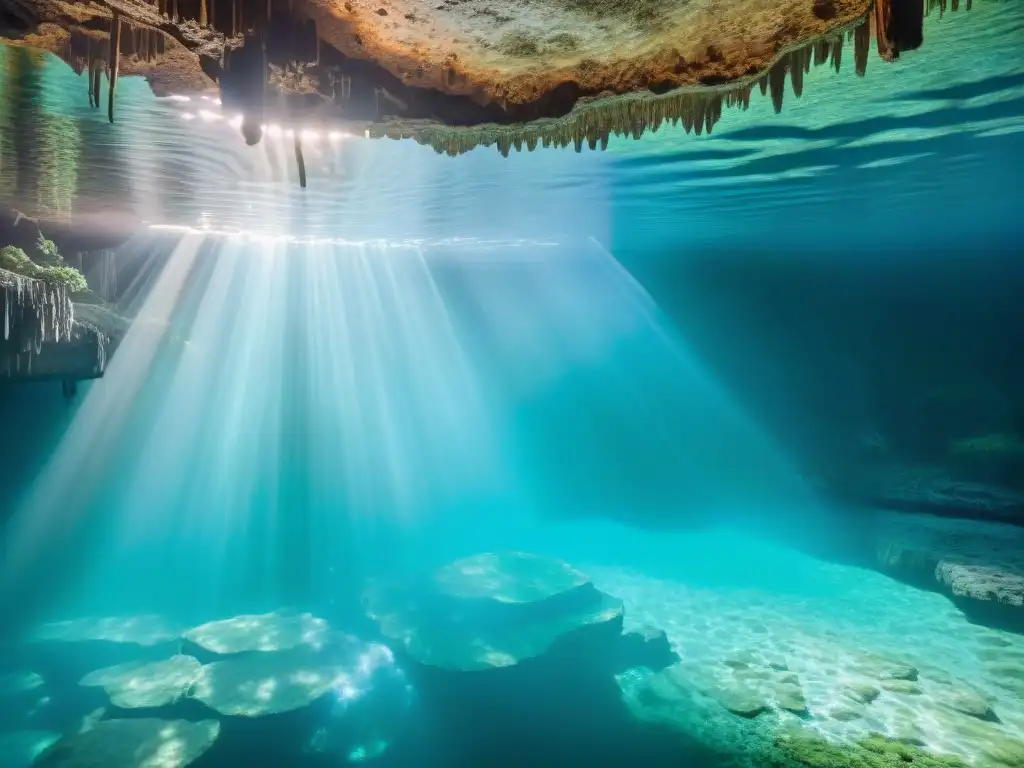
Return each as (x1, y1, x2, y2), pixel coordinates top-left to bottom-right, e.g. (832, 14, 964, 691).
(364, 552, 624, 672)
(33, 718, 220, 768)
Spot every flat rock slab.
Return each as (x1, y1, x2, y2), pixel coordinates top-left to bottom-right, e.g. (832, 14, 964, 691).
(79, 655, 202, 709)
(434, 552, 590, 604)
(32, 616, 182, 647)
(183, 611, 331, 655)
(34, 718, 220, 768)
(190, 633, 395, 717)
(366, 552, 624, 672)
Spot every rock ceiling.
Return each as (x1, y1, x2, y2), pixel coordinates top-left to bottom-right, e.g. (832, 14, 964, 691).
(0, 0, 968, 162)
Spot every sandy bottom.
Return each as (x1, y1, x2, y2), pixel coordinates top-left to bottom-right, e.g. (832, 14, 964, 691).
(586, 554, 1024, 765)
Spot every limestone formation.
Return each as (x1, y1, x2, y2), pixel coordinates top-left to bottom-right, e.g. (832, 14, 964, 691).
(874, 512, 1024, 631)
(364, 552, 624, 672)
(0, 0, 975, 162)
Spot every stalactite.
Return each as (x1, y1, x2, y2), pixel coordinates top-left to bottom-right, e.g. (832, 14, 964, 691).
(854, 20, 870, 76)
(830, 36, 843, 72)
(403, 17, 868, 158)
(92, 60, 102, 110)
(108, 11, 122, 124)
(768, 58, 787, 113)
(1, 270, 76, 359)
(87, 39, 94, 106)
(294, 133, 307, 187)
(875, 0, 925, 61)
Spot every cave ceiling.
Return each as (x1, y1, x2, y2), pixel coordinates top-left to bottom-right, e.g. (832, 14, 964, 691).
(0, 0, 963, 160)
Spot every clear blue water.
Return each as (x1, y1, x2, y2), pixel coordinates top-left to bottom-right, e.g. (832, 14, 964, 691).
(1, 3, 1023, 768)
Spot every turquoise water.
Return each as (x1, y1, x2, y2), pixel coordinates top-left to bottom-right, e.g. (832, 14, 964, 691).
(1, 3, 1024, 767)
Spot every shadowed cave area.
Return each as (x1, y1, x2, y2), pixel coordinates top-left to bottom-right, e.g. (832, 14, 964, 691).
(1, 1, 1024, 767)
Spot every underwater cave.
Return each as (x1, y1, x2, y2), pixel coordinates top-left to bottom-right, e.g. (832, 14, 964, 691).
(0, 0, 1023, 766)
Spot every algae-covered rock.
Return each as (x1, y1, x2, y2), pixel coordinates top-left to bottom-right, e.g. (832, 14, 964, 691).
(365, 552, 623, 672)
(775, 732, 966, 768)
(34, 718, 220, 768)
(984, 662, 1024, 697)
(79, 655, 201, 709)
(183, 610, 331, 655)
(828, 705, 864, 722)
(980, 735, 1024, 767)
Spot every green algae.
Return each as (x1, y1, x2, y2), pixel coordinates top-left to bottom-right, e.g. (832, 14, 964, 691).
(1, 243, 87, 293)
(774, 733, 966, 768)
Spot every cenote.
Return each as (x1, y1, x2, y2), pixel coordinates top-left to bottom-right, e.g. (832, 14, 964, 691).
(1, 0, 1023, 766)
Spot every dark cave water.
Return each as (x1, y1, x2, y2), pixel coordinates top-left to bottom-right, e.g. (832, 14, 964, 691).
(2, 2, 1024, 768)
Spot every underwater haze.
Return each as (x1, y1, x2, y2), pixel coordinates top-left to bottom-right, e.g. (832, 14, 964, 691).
(1, 2, 1024, 768)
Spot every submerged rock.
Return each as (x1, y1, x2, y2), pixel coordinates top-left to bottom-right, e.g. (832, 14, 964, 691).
(882, 680, 924, 695)
(78, 655, 201, 710)
(943, 690, 998, 722)
(183, 610, 331, 655)
(189, 633, 398, 718)
(874, 512, 1024, 632)
(774, 681, 810, 716)
(364, 552, 624, 672)
(34, 718, 220, 768)
(31, 616, 181, 648)
(617, 625, 678, 673)
(828, 705, 864, 721)
(0, 731, 61, 768)
(843, 683, 881, 704)
(856, 654, 919, 682)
